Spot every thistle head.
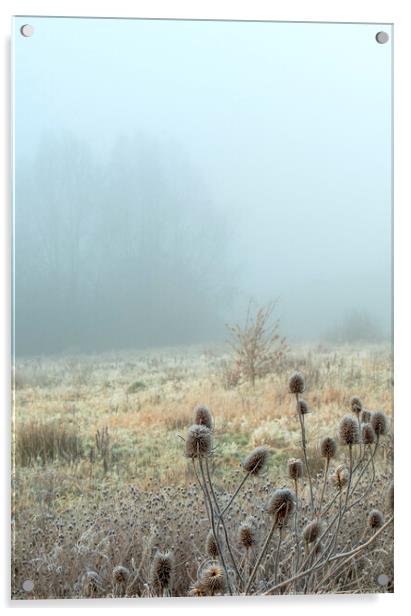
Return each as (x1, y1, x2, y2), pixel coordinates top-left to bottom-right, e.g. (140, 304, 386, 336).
(288, 458, 304, 481)
(350, 396, 363, 416)
(193, 404, 213, 430)
(205, 530, 219, 559)
(361, 423, 376, 445)
(289, 372, 305, 394)
(303, 520, 322, 544)
(242, 446, 270, 475)
(320, 436, 337, 459)
(266, 488, 295, 524)
(185, 424, 212, 458)
(339, 415, 360, 446)
(150, 551, 174, 592)
(368, 509, 384, 529)
(371, 411, 388, 437)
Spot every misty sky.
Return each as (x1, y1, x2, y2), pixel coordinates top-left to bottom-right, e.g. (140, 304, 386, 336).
(13, 17, 392, 354)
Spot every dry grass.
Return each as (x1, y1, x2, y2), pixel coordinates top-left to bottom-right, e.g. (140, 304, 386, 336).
(11, 342, 393, 598)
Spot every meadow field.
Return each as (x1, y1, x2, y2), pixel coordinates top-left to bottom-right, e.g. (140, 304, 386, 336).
(11, 342, 394, 598)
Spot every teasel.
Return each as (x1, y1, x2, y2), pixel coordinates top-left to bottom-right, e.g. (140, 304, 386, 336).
(360, 409, 371, 423)
(242, 446, 270, 476)
(288, 458, 304, 481)
(350, 396, 363, 416)
(266, 488, 295, 525)
(193, 404, 213, 430)
(361, 423, 376, 445)
(150, 551, 174, 595)
(238, 518, 258, 550)
(289, 371, 305, 394)
(320, 437, 337, 460)
(368, 509, 384, 529)
(81, 570, 103, 598)
(303, 519, 322, 544)
(297, 399, 309, 415)
(333, 464, 349, 490)
(197, 565, 227, 596)
(112, 565, 130, 586)
(185, 424, 212, 458)
(339, 416, 360, 446)
(205, 530, 219, 559)
(371, 411, 388, 438)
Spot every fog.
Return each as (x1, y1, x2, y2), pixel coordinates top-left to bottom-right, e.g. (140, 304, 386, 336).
(13, 18, 392, 355)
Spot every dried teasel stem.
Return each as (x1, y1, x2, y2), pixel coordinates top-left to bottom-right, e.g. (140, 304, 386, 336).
(295, 391, 314, 512)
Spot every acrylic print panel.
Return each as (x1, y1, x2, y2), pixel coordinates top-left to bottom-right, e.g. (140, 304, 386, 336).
(12, 17, 393, 599)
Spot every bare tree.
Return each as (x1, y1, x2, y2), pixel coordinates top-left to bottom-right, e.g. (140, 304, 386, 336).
(226, 301, 288, 386)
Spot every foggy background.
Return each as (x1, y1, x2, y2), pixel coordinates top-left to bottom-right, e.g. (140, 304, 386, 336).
(13, 18, 392, 356)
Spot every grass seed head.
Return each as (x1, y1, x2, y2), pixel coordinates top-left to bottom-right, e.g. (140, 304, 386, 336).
(242, 446, 270, 475)
(185, 424, 212, 458)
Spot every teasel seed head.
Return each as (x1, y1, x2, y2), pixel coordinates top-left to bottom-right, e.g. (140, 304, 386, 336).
(387, 482, 394, 513)
(333, 464, 350, 490)
(303, 520, 322, 544)
(297, 399, 309, 415)
(350, 396, 363, 416)
(371, 411, 388, 437)
(239, 518, 258, 549)
(339, 415, 360, 446)
(361, 423, 376, 445)
(368, 509, 384, 529)
(205, 530, 219, 559)
(242, 446, 270, 475)
(82, 570, 103, 597)
(193, 404, 213, 430)
(112, 565, 130, 586)
(320, 436, 337, 459)
(197, 565, 227, 596)
(185, 424, 212, 458)
(289, 372, 305, 394)
(288, 458, 304, 480)
(266, 488, 295, 524)
(360, 410, 371, 423)
(150, 551, 174, 592)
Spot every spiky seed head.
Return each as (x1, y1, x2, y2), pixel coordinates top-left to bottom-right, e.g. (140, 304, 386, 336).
(266, 488, 295, 524)
(387, 482, 394, 513)
(350, 396, 363, 416)
(320, 437, 337, 459)
(368, 509, 384, 529)
(205, 530, 219, 559)
(371, 411, 388, 437)
(360, 410, 371, 423)
(288, 458, 304, 480)
(303, 520, 322, 544)
(198, 565, 227, 596)
(333, 464, 349, 490)
(193, 404, 213, 430)
(150, 551, 174, 592)
(289, 372, 305, 394)
(185, 424, 212, 458)
(361, 423, 376, 445)
(189, 585, 206, 597)
(297, 399, 309, 415)
(112, 565, 130, 585)
(339, 415, 360, 446)
(239, 520, 258, 549)
(242, 446, 270, 475)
